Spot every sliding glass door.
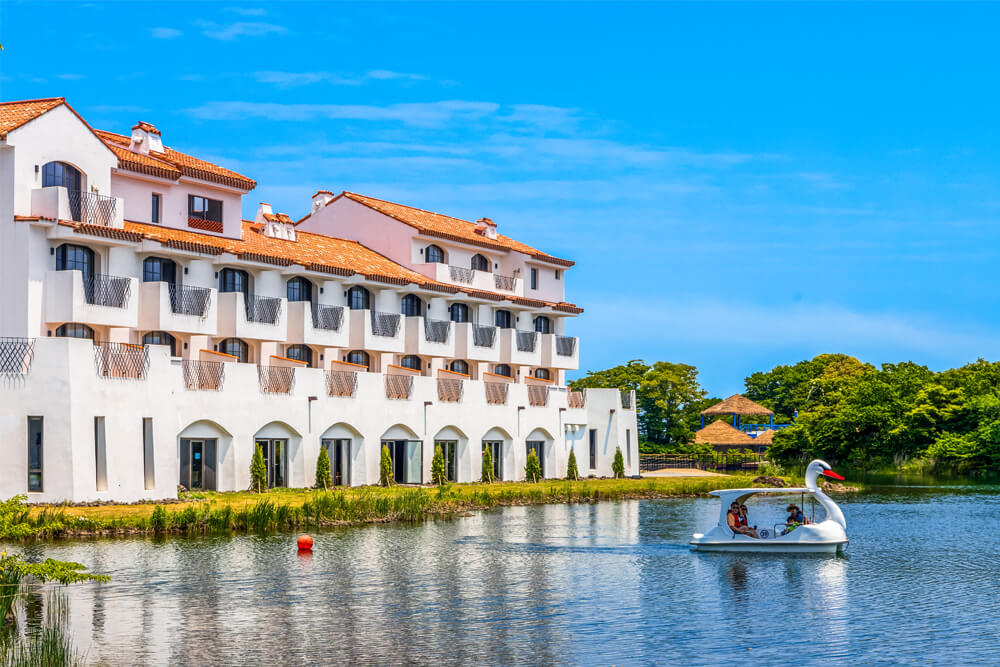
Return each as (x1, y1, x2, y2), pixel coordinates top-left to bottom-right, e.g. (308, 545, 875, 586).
(322, 438, 352, 486)
(256, 438, 287, 488)
(382, 439, 423, 484)
(179, 439, 217, 491)
(484, 440, 503, 481)
(436, 440, 457, 482)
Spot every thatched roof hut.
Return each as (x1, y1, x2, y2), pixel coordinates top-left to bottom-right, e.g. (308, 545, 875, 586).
(694, 420, 756, 446)
(701, 394, 773, 417)
(752, 429, 775, 445)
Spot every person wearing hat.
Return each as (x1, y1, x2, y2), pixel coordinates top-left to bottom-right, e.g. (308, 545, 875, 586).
(786, 504, 807, 527)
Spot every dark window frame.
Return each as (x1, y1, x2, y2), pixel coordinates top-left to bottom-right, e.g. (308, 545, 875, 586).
(494, 309, 512, 329)
(285, 344, 313, 367)
(218, 337, 249, 363)
(347, 286, 370, 310)
(425, 245, 445, 264)
(55, 323, 94, 339)
(219, 268, 249, 294)
(142, 331, 176, 356)
(188, 195, 223, 222)
(534, 368, 551, 380)
(142, 256, 176, 284)
(346, 350, 370, 368)
(449, 359, 469, 375)
(287, 277, 313, 303)
(27, 416, 43, 492)
(400, 355, 423, 371)
(534, 316, 552, 334)
(449, 303, 470, 323)
(151, 193, 161, 224)
(494, 364, 512, 377)
(55, 243, 94, 277)
(530, 267, 539, 290)
(401, 294, 423, 317)
(471, 254, 489, 271)
(589, 428, 598, 469)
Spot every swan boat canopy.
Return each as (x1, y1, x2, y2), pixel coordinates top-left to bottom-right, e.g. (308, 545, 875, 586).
(690, 460, 849, 554)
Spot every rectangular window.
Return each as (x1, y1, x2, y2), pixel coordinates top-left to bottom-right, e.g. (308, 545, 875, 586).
(188, 195, 223, 222)
(555, 270, 561, 280)
(530, 268, 538, 290)
(142, 418, 155, 490)
(589, 428, 597, 469)
(27, 417, 43, 492)
(94, 416, 108, 492)
(626, 430, 632, 470)
(151, 193, 161, 223)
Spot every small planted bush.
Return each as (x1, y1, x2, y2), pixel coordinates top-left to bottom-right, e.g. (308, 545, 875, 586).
(250, 443, 267, 493)
(149, 505, 169, 534)
(380, 445, 393, 487)
(315, 447, 332, 490)
(612, 446, 626, 478)
(567, 447, 579, 480)
(481, 447, 494, 483)
(525, 450, 542, 483)
(431, 445, 446, 486)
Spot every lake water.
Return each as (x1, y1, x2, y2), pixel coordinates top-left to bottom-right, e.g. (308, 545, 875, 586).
(10, 485, 1000, 666)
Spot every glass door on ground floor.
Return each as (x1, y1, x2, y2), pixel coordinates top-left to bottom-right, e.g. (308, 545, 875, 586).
(256, 438, 288, 488)
(322, 439, 352, 486)
(382, 439, 422, 484)
(526, 440, 545, 478)
(180, 439, 217, 491)
(435, 440, 457, 482)
(484, 440, 503, 481)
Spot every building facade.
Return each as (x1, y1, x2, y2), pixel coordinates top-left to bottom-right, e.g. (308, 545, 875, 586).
(0, 97, 639, 503)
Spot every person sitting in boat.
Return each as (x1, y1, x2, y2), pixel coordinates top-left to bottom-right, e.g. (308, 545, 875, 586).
(727, 502, 759, 538)
(782, 504, 808, 534)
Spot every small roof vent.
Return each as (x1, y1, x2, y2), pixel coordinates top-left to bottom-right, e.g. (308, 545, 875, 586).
(475, 217, 498, 240)
(255, 202, 297, 241)
(312, 190, 334, 212)
(130, 121, 163, 154)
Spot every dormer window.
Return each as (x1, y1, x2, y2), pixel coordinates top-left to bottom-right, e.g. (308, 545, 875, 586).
(471, 254, 489, 272)
(425, 245, 445, 264)
(188, 195, 223, 232)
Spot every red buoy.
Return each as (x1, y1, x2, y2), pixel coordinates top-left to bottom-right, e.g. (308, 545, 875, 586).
(297, 534, 313, 551)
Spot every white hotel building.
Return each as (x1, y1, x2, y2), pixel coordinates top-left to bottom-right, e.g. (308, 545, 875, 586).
(0, 97, 638, 503)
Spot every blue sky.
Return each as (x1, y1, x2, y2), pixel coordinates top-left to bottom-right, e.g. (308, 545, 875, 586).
(4, 2, 1000, 396)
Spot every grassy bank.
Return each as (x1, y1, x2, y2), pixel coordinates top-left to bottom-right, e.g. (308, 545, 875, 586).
(5, 476, 768, 540)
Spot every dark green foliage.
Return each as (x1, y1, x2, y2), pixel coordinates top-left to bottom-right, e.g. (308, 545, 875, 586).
(431, 445, 446, 486)
(567, 447, 579, 480)
(612, 447, 625, 478)
(525, 450, 542, 482)
(149, 505, 168, 533)
(481, 447, 494, 483)
(250, 443, 267, 494)
(379, 445, 393, 487)
(315, 447, 332, 490)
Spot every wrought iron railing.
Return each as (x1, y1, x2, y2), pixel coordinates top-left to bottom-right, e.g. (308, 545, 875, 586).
(385, 374, 413, 399)
(424, 318, 451, 344)
(485, 381, 508, 405)
(437, 377, 463, 402)
(312, 303, 344, 331)
(169, 283, 212, 317)
(449, 265, 474, 284)
(556, 336, 577, 356)
(568, 390, 585, 409)
(640, 453, 767, 473)
(494, 273, 516, 291)
(244, 294, 282, 324)
(622, 390, 634, 409)
(325, 370, 358, 397)
(528, 385, 549, 407)
(473, 324, 496, 348)
(94, 342, 148, 379)
(0, 338, 34, 377)
(83, 273, 131, 308)
(370, 310, 401, 337)
(67, 190, 117, 227)
(182, 360, 225, 390)
(516, 331, 538, 352)
(257, 365, 295, 394)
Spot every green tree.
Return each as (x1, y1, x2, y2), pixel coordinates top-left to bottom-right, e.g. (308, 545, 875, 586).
(379, 445, 393, 487)
(481, 446, 494, 483)
(431, 445, 446, 485)
(612, 446, 625, 478)
(315, 446, 332, 490)
(525, 449, 542, 482)
(1, 549, 109, 627)
(566, 447, 579, 480)
(250, 443, 267, 493)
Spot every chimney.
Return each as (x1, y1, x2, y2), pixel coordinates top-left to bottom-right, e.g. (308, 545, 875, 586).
(312, 190, 334, 212)
(476, 217, 498, 240)
(256, 203, 297, 241)
(130, 121, 163, 155)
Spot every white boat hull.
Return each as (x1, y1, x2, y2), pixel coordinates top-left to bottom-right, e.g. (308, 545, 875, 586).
(690, 539, 847, 554)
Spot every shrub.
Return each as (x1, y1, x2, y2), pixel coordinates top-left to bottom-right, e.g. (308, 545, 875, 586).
(380, 445, 393, 487)
(149, 505, 168, 533)
(525, 450, 542, 483)
(315, 446, 332, 490)
(431, 444, 446, 486)
(0, 552, 109, 627)
(567, 447, 579, 480)
(250, 443, 267, 493)
(612, 446, 625, 478)
(481, 446, 494, 483)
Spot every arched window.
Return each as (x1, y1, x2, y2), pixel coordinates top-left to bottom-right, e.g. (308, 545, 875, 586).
(401, 294, 423, 317)
(143, 331, 176, 356)
(345, 350, 369, 368)
(54, 323, 93, 339)
(55, 244, 94, 278)
(494, 309, 512, 329)
(400, 355, 423, 371)
(286, 277, 313, 302)
(218, 338, 248, 363)
(425, 245, 445, 264)
(219, 268, 249, 294)
(142, 257, 176, 283)
(285, 344, 313, 367)
(471, 254, 489, 271)
(534, 316, 552, 334)
(493, 364, 512, 378)
(449, 303, 470, 323)
(534, 368, 551, 381)
(449, 360, 469, 375)
(42, 162, 82, 191)
(347, 286, 370, 310)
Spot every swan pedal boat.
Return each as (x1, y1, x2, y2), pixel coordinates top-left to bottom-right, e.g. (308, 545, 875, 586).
(690, 460, 849, 554)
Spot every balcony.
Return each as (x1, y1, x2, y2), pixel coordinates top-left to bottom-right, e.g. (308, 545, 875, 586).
(139, 282, 217, 336)
(453, 322, 499, 363)
(325, 369, 358, 397)
(498, 328, 541, 367)
(44, 270, 138, 329)
(93, 341, 148, 380)
(217, 292, 287, 341)
(436, 371, 465, 402)
(385, 373, 414, 400)
(419, 263, 524, 295)
(568, 390, 585, 409)
(257, 364, 295, 394)
(287, 301, 348, 348)
(527, 384, 550, 407)
(404, 316, 455, 358)
(0, 338, 35, 377)
(348, 308, 404, 354)
(540, 334, 579, 370)
(30, 187, 124, 228)
(484, 380, 509, 405)
(182, 360, 225, 391)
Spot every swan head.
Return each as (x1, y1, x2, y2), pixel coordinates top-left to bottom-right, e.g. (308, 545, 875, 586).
(805, 459, 845, 489)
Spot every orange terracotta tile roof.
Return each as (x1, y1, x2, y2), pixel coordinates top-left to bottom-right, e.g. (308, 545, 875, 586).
(0, 98, 67, 139)
(304, 191, 574, 267)
(96, 129, 256, 191)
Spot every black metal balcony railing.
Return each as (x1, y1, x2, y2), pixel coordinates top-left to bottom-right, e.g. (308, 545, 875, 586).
(516, 331, 538, 352)
(473, 324, 496, 348)
(556, 336, 577, 357)
(449, 265, 474, 284)
(424, 318, 451, 344)
(67, 190, 117, 227)
(312, 303, 344, 331)
(622, 390, 634, 409)
(325, 370, 358, 397)
(437, 377, 463, 402)
(385, 374, 413, 399)
(93, 342, 148, 379)
(83, 273, 131, 308)
(182, 360, 225, 391)
(568, 390, 585, 409)
(528, 385, 549, 407)
(0, 338, 34, 377)
(370, 310, 401, 337)
(169, 283, 212, 317)
(494, 274, 516, 291)
(257, 365, 295, 394)
(244, 294, 282, 324)
(485, 381, 508, 405)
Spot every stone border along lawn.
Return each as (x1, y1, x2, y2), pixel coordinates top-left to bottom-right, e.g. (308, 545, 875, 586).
(10, 476, 787, 540)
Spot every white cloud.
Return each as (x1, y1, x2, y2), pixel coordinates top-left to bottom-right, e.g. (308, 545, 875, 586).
(251, 70, 429, 88)
(366, 70, 428, 82)
(196, 21, 286, 41)
(151, 27, 182, 39)
(186, 100, 499, 128)
(56, 74, 85, 80)
(226, 6, 266, 15)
